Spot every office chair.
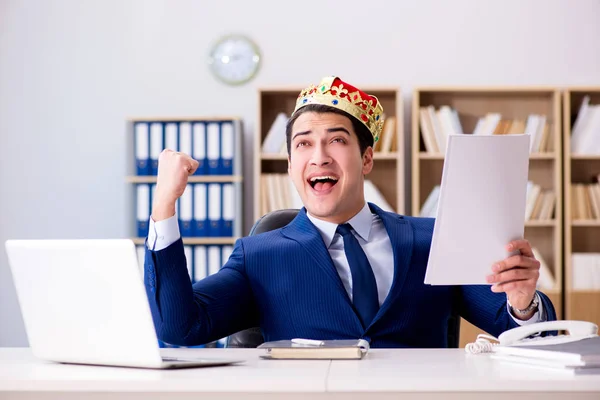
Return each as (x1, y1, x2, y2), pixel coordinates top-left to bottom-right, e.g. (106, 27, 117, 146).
(225, 209, 462, 348)
(226, 209, 300, 348)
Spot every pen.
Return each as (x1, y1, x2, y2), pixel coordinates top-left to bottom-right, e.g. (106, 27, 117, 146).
(291, 338, 324, 346)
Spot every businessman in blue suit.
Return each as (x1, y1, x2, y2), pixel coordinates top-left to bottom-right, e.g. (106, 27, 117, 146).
(144, 76, 556, 348)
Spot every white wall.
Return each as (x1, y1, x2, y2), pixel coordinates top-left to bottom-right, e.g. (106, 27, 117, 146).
(1, 0, 599, 346)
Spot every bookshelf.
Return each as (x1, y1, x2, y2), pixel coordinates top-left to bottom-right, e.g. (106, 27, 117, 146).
(254, 87, 404, 221)
(127, 117, 244, 348)
(411, 87, 563, 347)
(562, 88, 600, 328)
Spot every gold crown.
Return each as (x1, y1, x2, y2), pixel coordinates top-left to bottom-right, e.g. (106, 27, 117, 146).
(293, 76, 384, 142)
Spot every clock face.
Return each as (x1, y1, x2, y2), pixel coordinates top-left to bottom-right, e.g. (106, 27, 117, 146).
(208, 35, 261, 85)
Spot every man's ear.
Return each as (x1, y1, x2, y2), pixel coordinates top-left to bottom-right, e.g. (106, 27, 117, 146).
(362, 147, 374, 175)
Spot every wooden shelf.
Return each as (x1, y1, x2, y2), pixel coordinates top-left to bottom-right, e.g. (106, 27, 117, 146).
(571, 220, 600, 227)
(418, 152, 556, 160)
(525, 220, 556, 227)
(563, 87, 600, 327)
(262, 153, 400, 161)
(261, 154, 287, 160)
(132, 237, 238, 245)
(571, 154, 600, 160)
(413, 87, 564, 347)
(418, 152, 444, 160)
(126, 175, 243, 183)
(567, 290, 600, 294)
(126, 116, 241, 122)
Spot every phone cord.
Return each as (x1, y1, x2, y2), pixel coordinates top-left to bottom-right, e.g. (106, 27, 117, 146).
(464, 334, 499, 354)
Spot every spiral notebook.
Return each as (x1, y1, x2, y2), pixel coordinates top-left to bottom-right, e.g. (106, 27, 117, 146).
(257, 339, 370, 360)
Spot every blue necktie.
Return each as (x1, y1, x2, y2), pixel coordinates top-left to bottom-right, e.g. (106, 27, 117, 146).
(336, 223, 379, 328)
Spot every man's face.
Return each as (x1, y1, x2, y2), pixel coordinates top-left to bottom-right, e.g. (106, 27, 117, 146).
(287, 111, 373, 224)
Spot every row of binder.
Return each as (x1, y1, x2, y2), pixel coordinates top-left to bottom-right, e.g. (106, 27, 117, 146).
(136, 182, 240, 238)
(136, 244, 234, 284)
(134, 119, 241, 176)
(136, 244, 232, 349)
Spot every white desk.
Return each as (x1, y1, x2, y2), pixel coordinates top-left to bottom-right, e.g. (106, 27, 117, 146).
(1, 347, 599, 400)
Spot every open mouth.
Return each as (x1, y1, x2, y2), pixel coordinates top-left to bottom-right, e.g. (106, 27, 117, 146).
(308, 175, 339, 192)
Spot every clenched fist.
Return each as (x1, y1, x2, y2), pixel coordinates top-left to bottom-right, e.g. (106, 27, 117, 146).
(152, 149, 199, 221)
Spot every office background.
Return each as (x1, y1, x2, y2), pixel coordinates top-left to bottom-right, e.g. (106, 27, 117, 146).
(1, 0, 600, 347)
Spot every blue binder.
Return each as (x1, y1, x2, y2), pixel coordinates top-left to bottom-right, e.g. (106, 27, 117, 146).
(220, 121, 234, 176)
(179, 185, 193, 237)
(207, 183, 222, 236)
(193, 183, 208, 237)
(149, 122, 163, 175)
(221, 183, 234, 237)
(206, 122, 220, 175)
(136, 184, 150, 238)
(192, 122, 207, 175)
(135, 122, 150, 176)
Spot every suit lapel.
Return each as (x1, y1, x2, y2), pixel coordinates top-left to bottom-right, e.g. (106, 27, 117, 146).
(367, 203, 414, 328)
(281, 209, 349, 298)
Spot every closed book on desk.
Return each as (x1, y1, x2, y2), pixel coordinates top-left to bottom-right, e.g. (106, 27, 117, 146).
(258, 339, 369, 360)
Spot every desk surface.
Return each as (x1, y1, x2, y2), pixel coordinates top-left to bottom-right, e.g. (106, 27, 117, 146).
(1, 347, 599, 400)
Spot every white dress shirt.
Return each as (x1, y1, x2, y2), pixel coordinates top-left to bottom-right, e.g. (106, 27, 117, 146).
(147, 203, 543, 324)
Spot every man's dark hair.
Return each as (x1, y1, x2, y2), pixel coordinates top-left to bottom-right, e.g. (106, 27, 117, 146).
(285, 104, 374, 156)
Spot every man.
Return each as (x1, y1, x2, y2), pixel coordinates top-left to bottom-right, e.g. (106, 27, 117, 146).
(144, 76, 556, 348)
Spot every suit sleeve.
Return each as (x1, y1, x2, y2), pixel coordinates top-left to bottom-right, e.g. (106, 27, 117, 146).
(457, 286, 557, 338)
(144, 238, 259, 346)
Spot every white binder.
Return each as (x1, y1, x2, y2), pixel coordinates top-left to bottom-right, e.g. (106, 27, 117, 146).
(222, 183, 235, 236)
(206, 123, 220, 174)
(149, 122, 163, 174)
(192, 122, 206, 172)
(178, 122, 192, 155)
(136, 184, 150, 237)
(164, 123, 178, 151)
(183, 245, 193, 280)
(221, 245, 234, 266)
(194, 183, 207, 236)
(135, 122, 149, 174)
(193, 246, 207, 282)
(208, 183, 221, 236)
(179, 184, 193, 236)
(207, 246, 221, 276)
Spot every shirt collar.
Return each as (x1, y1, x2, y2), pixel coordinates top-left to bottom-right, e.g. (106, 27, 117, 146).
(306, 203, 373, 248)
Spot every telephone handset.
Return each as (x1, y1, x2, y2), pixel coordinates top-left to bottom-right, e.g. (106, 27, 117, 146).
(465, 320, 599, 354)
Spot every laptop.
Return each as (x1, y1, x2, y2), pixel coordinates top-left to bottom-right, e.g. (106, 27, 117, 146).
(5, 239, 244, 369)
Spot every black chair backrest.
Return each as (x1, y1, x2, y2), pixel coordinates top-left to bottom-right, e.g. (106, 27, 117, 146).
(225, 209, 461, 348)
(225, 209, 300, 348)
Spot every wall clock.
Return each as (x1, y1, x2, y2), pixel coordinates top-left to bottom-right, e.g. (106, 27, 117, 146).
(208, 34, 261, 85)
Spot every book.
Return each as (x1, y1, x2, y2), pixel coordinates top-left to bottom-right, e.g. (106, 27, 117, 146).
(257, 339, 370, 360)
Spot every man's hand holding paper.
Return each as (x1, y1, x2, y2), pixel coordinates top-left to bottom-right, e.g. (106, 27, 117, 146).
(487, 238, 541, 318)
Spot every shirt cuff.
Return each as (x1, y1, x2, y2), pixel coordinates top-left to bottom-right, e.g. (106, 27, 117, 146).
(147, 215, 181, 251)
(507, 292, 545, 326)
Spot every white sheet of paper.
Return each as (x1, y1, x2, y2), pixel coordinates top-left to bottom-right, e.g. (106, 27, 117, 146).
(424, 133, 530, 285)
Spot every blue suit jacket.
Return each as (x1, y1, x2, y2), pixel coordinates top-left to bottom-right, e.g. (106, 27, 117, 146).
(144, 203, 556, 348)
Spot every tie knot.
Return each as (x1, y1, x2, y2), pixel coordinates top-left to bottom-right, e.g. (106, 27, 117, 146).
(336, 223, 354, 237)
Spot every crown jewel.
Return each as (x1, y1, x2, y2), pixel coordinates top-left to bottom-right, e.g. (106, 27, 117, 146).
(293, 76, 384, 142)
